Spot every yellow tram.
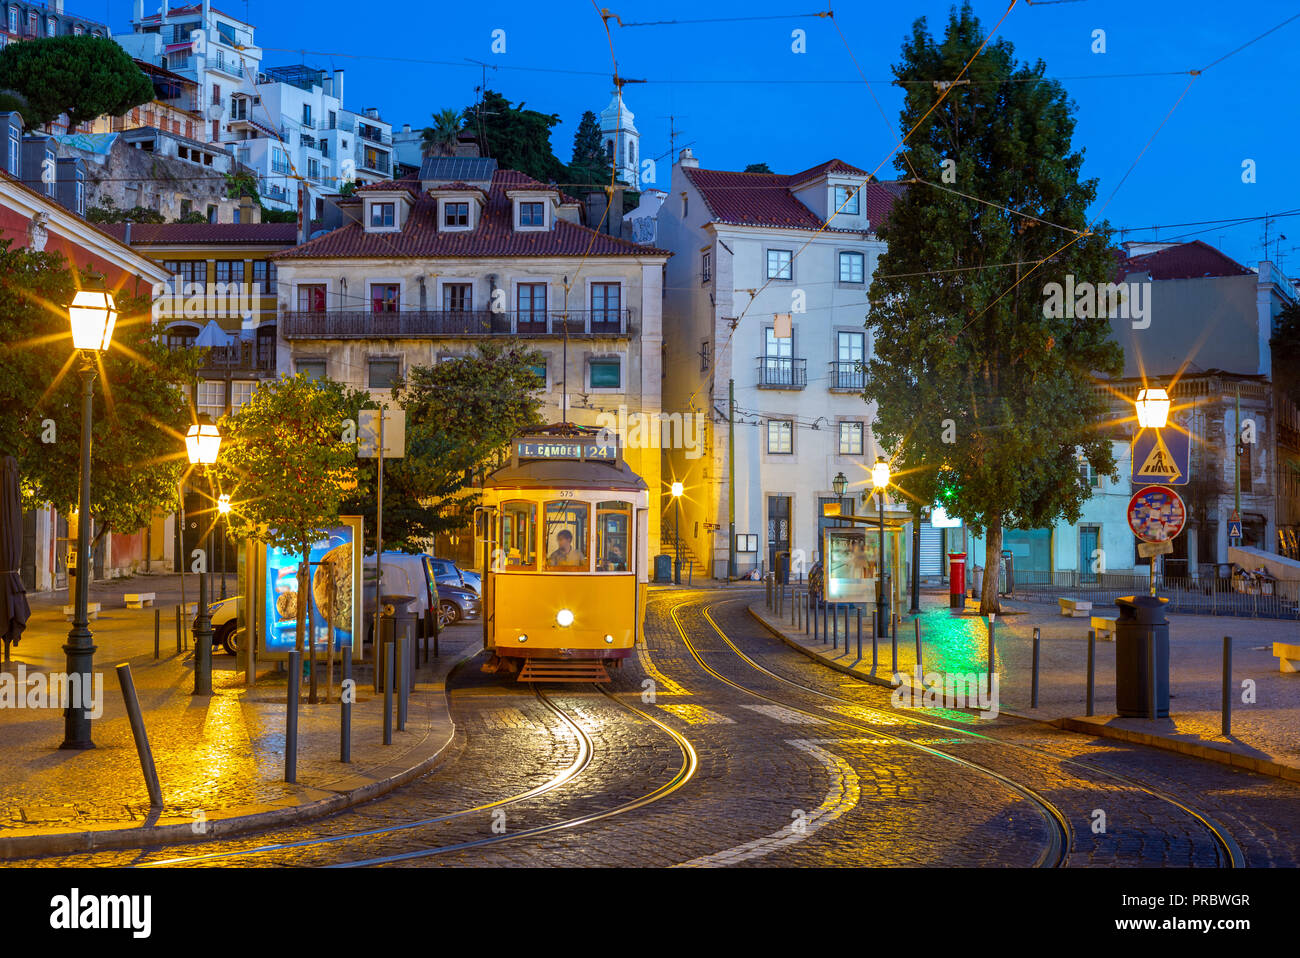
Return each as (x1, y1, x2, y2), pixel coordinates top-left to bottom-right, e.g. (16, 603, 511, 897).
(476, 425, 649, 682)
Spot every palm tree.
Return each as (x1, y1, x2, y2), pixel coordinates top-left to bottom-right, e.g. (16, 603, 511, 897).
(421, 108, 462, 157)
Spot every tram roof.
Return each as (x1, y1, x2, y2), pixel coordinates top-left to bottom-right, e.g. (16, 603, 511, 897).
(484, 456, 648, 492)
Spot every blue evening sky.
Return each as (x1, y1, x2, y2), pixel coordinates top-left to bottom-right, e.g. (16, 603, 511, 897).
(106, 1, 1299, 272)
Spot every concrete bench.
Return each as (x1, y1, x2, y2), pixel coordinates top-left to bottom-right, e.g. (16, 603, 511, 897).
(1090, 615, 1118, 642)
(124, 592, 156, 609)
(1274, 643, 1300, 673)
(62, 603, 101, 621)
(1058, 597, 1092, 617)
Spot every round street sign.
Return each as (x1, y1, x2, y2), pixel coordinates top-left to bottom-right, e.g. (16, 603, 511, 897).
(1127, 485, 1187, 543)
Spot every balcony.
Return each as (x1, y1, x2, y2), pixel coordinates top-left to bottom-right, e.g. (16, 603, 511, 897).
(828, 360, 865, 391)
(358, 127, 392, 145)
(756, 356, 807, 389)
(281, 309, 633, 340)
(196, 341, 276, 376)
(358, 152, 391, 175)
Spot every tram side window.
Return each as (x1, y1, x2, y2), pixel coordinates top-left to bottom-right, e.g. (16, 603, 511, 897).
(501, 501, 537, 569)
(597, 500, 632, 572)
(544, 501, 590, 571)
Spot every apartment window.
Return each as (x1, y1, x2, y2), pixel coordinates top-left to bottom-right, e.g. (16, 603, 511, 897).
(297, 284, 327, 313)
(369, 202, 395, 228)
(297, 360, 326, 381)
(835, 331, 865, 389)
(230, 381, 255, 412)
(8, 10, 16, 33)
(838, 421, 864, 456)
(371, 284, 400, 313)
(591, 283, 621, 323)
(701, 250, 711, 283)
(165, 261, 206, 285)
(519, 201, 544, 227)
(444, 201, 469, 228)
(214, 260, 245, 283)
(589, 358, 621, 390)
(701, 339, 711, 372)
(206, 204, 217, 223)
(197, 381, 225, 419)
(517, 283, 547, 321)
(528, 360, 547, 385)
(302, 104, 312, 127)
(272, 148, 291, 174)
(1078, 459, 1102, 490)
(681, 192, 688, 217)
(252, 261, 277, 294)
(308, 158, 320, 181)
(767, 249, 792, 280)
(834, 185, 860, 215)
(368, 358, 401, 389)
(217, 22, 236, 46)
(767, 420, 793, 454)
(839, 251, 865, 284)
(328, 110, 337, 130)
(46, 16, 55, 36)
(442, 283, 472, 311)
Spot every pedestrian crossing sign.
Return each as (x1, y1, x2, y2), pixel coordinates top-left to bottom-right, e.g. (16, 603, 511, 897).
(1130, 427, 1189, 485)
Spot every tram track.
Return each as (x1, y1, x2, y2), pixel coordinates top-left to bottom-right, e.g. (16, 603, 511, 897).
(712, 595, 1244, 867)
(662, 595, 1072, 868)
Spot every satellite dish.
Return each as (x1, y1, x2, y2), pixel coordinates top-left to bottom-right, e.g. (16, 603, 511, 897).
(207, 104, 225, 121)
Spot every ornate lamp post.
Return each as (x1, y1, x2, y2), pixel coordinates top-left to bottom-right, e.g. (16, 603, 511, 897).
(217, 493, 231, 599)
(671, 481, 684, 585)
(871, 457, 891, 640)
(832, 472, 848, 498)
(61, 287, 117, 750)
(186, 416, 222, 694)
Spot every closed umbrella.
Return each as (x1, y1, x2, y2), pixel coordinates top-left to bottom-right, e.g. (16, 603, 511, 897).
(0, 455, 30, 661)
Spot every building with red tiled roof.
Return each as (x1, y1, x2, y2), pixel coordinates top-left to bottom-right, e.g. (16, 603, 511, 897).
(656, 147, 908, 582)
(272, 165, 672, 554)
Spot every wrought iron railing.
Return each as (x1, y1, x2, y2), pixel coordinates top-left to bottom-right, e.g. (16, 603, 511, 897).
(756, 356, 807, 389)
(828, 360, 864, 391)
(281, 309, 631, 339)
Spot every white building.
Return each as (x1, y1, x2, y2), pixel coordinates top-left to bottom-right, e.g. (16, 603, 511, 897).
(657, 149, 913, 583)
(599, 92, 639, 187)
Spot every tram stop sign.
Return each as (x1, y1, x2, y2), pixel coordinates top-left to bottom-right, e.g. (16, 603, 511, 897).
(1127, 485, 1187, 544)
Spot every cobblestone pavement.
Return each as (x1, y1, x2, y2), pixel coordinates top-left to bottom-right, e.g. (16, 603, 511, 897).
(16, 589, 1300, 867)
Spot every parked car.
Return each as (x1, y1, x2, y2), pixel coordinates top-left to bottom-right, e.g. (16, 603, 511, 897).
(207, 597, 240, 655)
(362, 552, 481, 635)
(459, 568, 481, 596)
(425, 556, 481, 597)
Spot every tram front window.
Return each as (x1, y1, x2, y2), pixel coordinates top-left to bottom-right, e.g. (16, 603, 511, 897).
(501, 500, 537, 569)
(544, 501, 589, 571)
(597, 500, 632, 572)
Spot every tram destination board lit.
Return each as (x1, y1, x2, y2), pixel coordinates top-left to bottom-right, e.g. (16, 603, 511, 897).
(516, 440, 618, 462)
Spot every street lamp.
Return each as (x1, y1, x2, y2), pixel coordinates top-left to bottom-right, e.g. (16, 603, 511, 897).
(1135, 387, 1170, 429)
(871, 456, 891, 642)
(671, 481, 684, 585)
(186, 415, 222, 695)
(832, 472, 848, 498)
(61, 286, 116, 750)
(217, 493, 231, 599)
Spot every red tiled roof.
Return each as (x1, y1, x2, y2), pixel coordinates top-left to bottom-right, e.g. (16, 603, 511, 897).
(1116, 240, 1252, 281)
(357, 178, 422, 197)
(275, 169, 670, 260)
(102, 222, 300, 245)
(683, 162, 902, 232)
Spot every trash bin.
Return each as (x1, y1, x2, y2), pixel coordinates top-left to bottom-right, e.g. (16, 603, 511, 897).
(1113, 595, 1170, 718)
(654, 554, 672, 583)
(776, 552, 790, 585)
(1000, 549, 1015, 596)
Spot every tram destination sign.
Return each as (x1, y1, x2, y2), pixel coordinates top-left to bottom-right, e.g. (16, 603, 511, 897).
(515, 439, 618, 462)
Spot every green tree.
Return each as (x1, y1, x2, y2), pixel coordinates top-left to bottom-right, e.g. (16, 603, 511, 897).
(0, 36, 153, 128)
(566, 109, 607, 188)
(0, 88, 37, 127)
(743, 162, 773, 174)
(211, 374, 357, 653)
(463, 89, 566, 182)
(421, 107, 462, 158)
(342, 344, 546, 551)
(864, 2, 1123, 613)
(0, 240, 198, 542)
(1271, 300, 1300, 407)
(85, 198, 166, 225)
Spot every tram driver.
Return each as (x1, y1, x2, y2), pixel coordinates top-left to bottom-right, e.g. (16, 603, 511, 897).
(548, 529, 587, 568)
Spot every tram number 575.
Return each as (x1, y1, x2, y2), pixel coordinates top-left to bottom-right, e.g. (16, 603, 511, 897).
(557, 490, 575, 498)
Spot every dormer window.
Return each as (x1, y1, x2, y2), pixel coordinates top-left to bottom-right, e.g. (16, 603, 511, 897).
(444, 201, 469, 228)
(834, 185, 860, 215)
(520, 201, 544, 227)
(370, 202, 395, 228)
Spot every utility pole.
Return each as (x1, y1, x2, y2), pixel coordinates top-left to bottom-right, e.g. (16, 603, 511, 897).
(728, 376, 735, 581)
(1233, 384, 1241, 549)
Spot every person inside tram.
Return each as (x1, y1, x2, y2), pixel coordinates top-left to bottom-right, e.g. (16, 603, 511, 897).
(603, 543, 626, 572)
(548, 529, 586, 567)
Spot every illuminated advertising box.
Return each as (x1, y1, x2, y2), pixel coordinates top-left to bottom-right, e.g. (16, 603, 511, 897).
(822, 527, 884, 604)
(259, 517, 362, 661)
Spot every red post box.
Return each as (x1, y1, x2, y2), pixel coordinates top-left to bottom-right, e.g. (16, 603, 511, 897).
(947, 553, 967, 609)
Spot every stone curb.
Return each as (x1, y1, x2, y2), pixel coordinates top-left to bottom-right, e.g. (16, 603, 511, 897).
(0, 651, 476, 860)
(746, 602, 1300, 785)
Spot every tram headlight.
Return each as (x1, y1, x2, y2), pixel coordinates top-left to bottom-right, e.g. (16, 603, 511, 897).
(604, 634, 614, 644)
(556, 608, 575, 628)
(518, 634, 528, 643)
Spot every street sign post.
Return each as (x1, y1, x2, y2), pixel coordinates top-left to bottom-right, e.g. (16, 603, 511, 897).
(1127, 485, 1187, 597)
(1227, 510, 1242, 541)
(1131, 427, 1190, 485)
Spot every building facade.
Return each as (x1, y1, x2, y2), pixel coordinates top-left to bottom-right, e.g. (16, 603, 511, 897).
(271, 156, 671, 553)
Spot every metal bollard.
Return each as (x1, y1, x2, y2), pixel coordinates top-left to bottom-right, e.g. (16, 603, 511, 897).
(821, 601, 828, 644)
(286, 649, 299, 783)
(914, 618, 922, 673)
(398, 634, 409, 732)
(1031, 627, 1040, 709)
(1086, 629, 1095, 717)
(383, 641, 394, 746)
(116, 664, 163, 807)
(872, 610, 878, 667)
(766, 575, 772, 609)
(856, 607, 862, 661)
(804, 593, 810, 635)
(791, 587, 797, 626)
(891, 618, 898, 675)
(154, 607, 160, 660)
(341, 644, 353, 763)
(987, 615, 996, 683)
(831, 602, 838, 649)
(1222, 636, 1232, 736)
(175, 605, 182, 654)
(812, 596, 819, 640)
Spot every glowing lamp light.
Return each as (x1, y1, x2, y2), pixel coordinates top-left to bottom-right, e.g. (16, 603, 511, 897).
(217, 494, 232, 515)
(871, 457, 891, 490)
(604, 634, 614, 644)
(671, 481, 684, 498)
(1135, 387, 1170, 429)
(68, 289, 118, 351)
(185, 419, 222, 466)
(832, 472, 848, 498)
(517, 634, 528, 643)
(556, 608, 575, 627)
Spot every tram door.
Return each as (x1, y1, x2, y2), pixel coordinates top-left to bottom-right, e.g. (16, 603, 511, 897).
(767, 495, 791, 577)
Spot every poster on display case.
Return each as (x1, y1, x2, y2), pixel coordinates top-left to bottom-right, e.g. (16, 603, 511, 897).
(259, 517, 363, 661)
(822, 527, 883, 604)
